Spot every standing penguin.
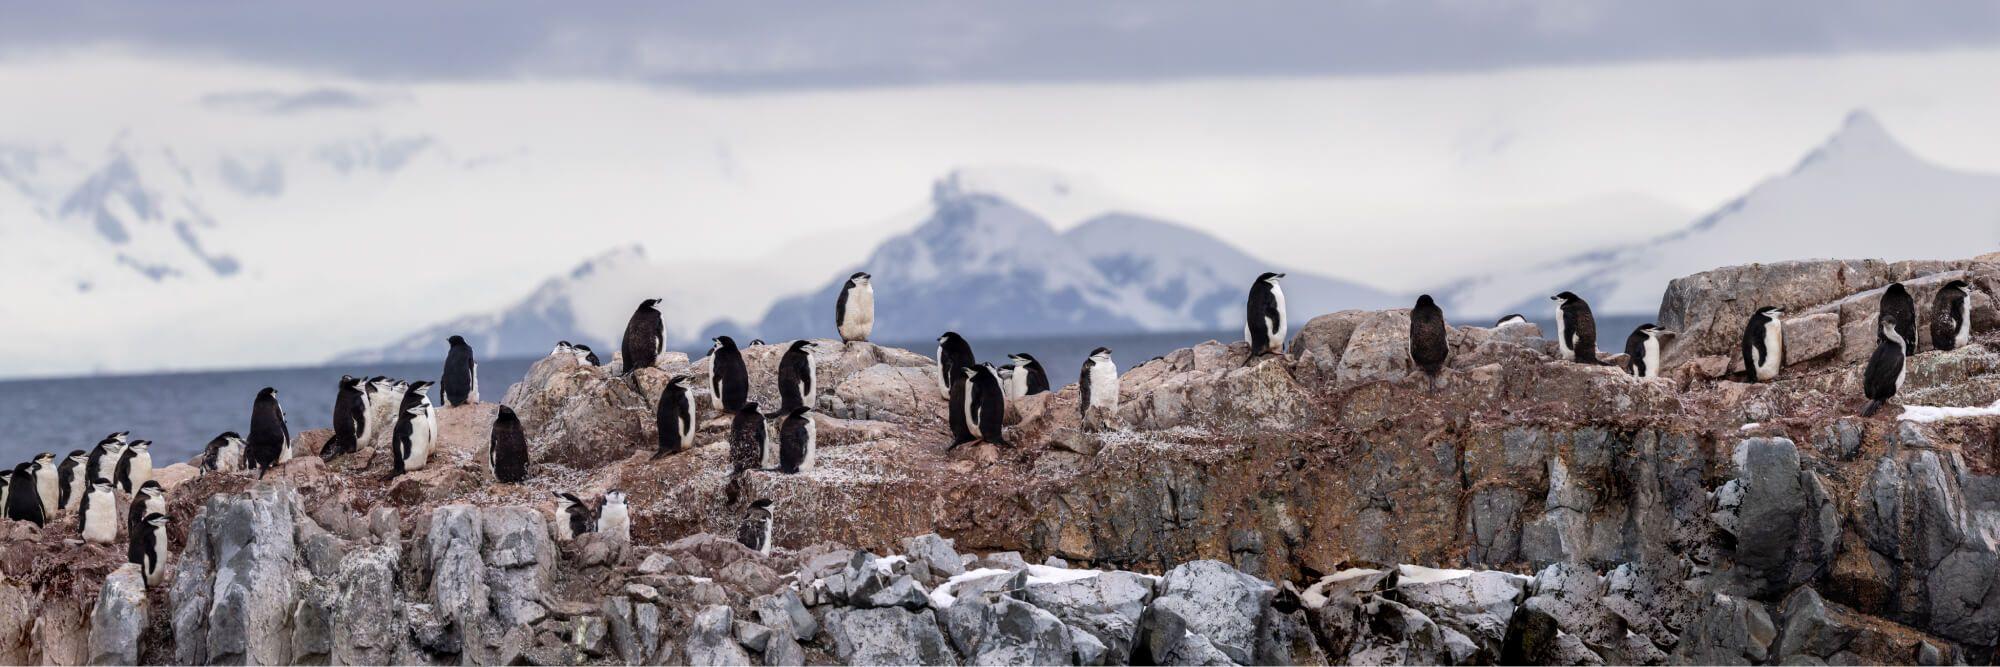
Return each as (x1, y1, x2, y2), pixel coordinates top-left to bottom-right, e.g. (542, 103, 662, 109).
(113, 440, 152, 494)
(596, 490, 631, 543)
(1006, 353, 1050, 398)
(776, 407, 817, 473)
(1879, 283, 1917, 357)
(85, 436, 127, 492)
(78, 478, 117, 544)
(552, 492, 594, 541)
(489, 406, 530, 483)
(836, 272, 875, 343)
(1550, 292, 1608, 364)
(621, 298, 666, 374)
(57, 450, 86, 512)
(1930, 279, 1974, 352)
(246, 387, 290, 476)
(391, 381, 437, 477)
(729, 403, 768, 478)
(130, 512, 171, 587)
(1862, 322, 1909, 417)
(1245, 272, 1288, 356)
(1625, 324, 1670, 379)
(654, 376, 696, 459)
(30, 453, 59, 519)
(573, 345, 601, 366)
(363, 377, 401, 447)
(326, 375, 368, 459)
(937, 332, 977, 446)
(1409, 295, 1450, 388)
(736, 498, 775, 555)
(1079, 347, 1120, 432)
(201, 432, 245, 474)
(709, 336, 750, 413)
(4, 463, 43, 525)
(776, 340, 820, 412)
(441, 336, 479, 406)
(1741, 307, 1786, 383)
(1494, 314, 1529, 327)
(961, 364, 1009, 447)
(126, 480, 165, 541)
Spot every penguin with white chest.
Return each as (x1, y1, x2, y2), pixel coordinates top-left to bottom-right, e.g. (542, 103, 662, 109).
(1494, 314, 1529, 327)
(30, 453, 59, 520)
(1246, 272, 1288, 356)
(936, 332, 977, 446)
(1079, 347, 1120, 432)
(1006, 353, 1050, 398)
(201, 432, 245, 474)
(1862, 321, 1909, 417)
(836, 272, 874, 343)
(247, 387, 291, 475)
(552, 492, 594, 541)
(130, 512, 171, 587)
(113, 440, 152, 494)
(709, 336, 751, 413)
(441, 335, 479, 406)
(1879, 283, 1917, 357)
(391, 381, 437, 477)
(1741, 307, 1785, 383)
(776, 407, 818, 473)
(1625, 324, 1670, 379)
(85, 436, 127, 492)
(127, 480, 165, 541)
(654, 376, 696, 459)
(1931, 279, 1974, 352)
(490, 406, 530, 483)
(959, 364, 1009, 447)
(596, 490, 631, 544)
(622, 299, 666, 375)
(79, 478, 117, 544)
(1550, 292, 1610, 365)
(776, 340, 820, 412)
(736, 498, 775, 555)
(326, 375, 368, 459)
(4, 462, 43, 525)
(58, 450, 87, 512)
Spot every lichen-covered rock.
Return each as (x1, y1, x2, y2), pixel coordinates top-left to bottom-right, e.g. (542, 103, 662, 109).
(823, 606, 958, 666)
(1152, 559, 1276, 664)
(87, 564, 147, 666)
(332, 546, 403, 666)
(203, 483, 303, 665)
(1019, 570, 1155, 663)
(685, 605, 753, 666)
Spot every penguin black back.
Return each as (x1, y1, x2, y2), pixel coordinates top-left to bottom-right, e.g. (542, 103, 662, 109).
(327, 375, 367, 459)
(1246, 272, 1288, 355)
(937, 332, 976, 445)
(777, 407, 817, 473)
(777, 340, 819, 412)
(965, 364, 1009, 447)
(247, 387, 290, 475)
(709, 336, 750, 413)
(655, 376, 695, 459)
(1930, 279, 1973, 352)
(1878, 283, 1917, 357)
(729, 403, 767, 477)
(4, 463, 43, 525)
(1862, 322, 1908, 417)
(57, 450, 85, 510)
(1017, 354, 1050, 395)
(1551, 291, 1608, 365)
(621, 298, 666, 374)
(441, 335, 478, 406)
(489, 405, 530, 483)
(1409, 294, 1449, 379)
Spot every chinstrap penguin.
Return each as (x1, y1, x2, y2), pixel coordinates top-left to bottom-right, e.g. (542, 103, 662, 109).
(1625, 324, 1670, 379)
(654, 375, 697, 459)
(391, 381, 437, 477)
(202, 432, 245, 474)
(326, 375, 368, 459)
(777, 340, 820, 412)
(1079, 347, 1119, 432)
(1550, 292, 1609, 365)
(79, 478, 117, 544)
(1494, 314, 1529, 327)
(736, 498, 775, 555)
(596, 490, 631, 543)
(113, 440, 152, 494)
(126, 480, 165, 542)
(57, 450, 87, 512)
(709, 336, 750, 413)
(130, 512, 171, 587)
(553, 492, 594, 541)
(1246, 272, 1288, 356)
(1878, 283, 1917, 357)
(936, 332, 976, 445)
(85, 436, 128, 493)
(489, 405, 530, 483)
(1862, 321, 1908, 417)
(621, 299, 666, 374)
(247, 387, 291, 475)
(1005, 353, 1050, 398)
(836, 272, 876, 343)
(1409, 294, 1450, 389)
(441, 335, 479, 406)
(31, 453, 59, 520)
(776, 407, 818, 473)
(961, 363, 1009, 447)
(1930, 279, 1974, 352)
(4, 463, 43, 525)
(1741, 307, 1785, 383)
(730, 402, 769, 478)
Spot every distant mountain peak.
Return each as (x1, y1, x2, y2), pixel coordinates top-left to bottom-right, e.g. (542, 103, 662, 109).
(1790, 108, 1912, 174)
(931, 166, 1133, 229)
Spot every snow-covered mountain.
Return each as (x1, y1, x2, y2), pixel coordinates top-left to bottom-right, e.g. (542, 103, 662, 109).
(734, 172, 1401, 342)
(1437, 110, 2000, 317)
(0, 143, 243, 294)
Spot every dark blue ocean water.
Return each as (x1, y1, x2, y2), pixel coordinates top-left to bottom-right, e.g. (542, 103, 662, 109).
(0, 331, 1242, 466)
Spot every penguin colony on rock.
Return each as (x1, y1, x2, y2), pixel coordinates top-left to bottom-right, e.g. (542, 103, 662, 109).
(15, 269, 1979, 577)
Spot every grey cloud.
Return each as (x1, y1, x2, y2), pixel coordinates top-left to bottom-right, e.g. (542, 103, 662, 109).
(199, 88, 403, 114)
(8, 1, 2000, 90)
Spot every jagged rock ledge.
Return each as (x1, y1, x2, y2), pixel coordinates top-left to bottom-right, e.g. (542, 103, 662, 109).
(0, 255, 1997, 665)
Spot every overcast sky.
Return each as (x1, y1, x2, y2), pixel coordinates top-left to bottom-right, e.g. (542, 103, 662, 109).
(6, 2, 2000, 89)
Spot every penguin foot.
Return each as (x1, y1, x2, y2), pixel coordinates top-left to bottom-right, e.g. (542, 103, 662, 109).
(1861, 400, 1885, 417)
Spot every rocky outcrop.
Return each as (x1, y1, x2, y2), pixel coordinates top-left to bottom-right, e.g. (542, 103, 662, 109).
(7, 255, 2000, 665)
